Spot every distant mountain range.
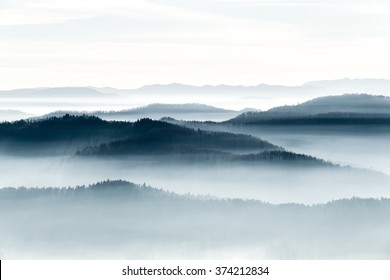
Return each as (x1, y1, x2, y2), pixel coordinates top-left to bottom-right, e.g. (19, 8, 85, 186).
(2, 84, 326, 100)
(93, 78, 390, 98)
(25, 93, 390, 126)
(3, 79, 390, 122)
(4, 93, 390, 125)
(4, 78, 390, 101)
(113, 83, 328, 98)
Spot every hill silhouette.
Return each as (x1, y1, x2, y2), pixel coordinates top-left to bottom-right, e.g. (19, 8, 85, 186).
(0, 114, 335, 165)
(76, 118, 281, 157)
(1, 180, 390, 258)
(76, 119, 331, 166)
(0, 115, 281, 157)
(0, 114, 132, 143)
(229, 94, 390, 125)
(39, 103, 241, 122)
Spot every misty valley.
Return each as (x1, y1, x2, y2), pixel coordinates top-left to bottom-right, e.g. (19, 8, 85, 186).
(2, 180, 390, 259)
(1, 90, 390, 259)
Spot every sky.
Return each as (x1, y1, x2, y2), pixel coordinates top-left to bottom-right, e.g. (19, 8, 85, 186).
(1, 0, 390, 89)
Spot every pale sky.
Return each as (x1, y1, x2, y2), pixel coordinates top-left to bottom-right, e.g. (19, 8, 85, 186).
(1, 0, 390, 89)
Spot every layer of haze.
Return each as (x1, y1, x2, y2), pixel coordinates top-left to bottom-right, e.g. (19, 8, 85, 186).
(179, 122, 390, 175)
(1, 0, 390, 89)
(1, 154, 389, 205)
(2, 0, 390, 260)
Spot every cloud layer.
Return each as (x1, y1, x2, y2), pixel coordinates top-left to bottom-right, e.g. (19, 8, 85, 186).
(1, 0, 390, 89)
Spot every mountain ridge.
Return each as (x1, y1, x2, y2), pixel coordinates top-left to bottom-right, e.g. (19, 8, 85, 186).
(228, 94, 390, 124)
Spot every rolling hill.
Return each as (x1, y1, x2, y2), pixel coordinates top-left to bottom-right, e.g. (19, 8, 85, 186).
(1, 179, 390, 259)
(0, 115, 281, 156)
(229, 94, 390, 125)
(0, 115, 335, 165)
(39, 103, 242, 122)
(268, 94, 390, 115)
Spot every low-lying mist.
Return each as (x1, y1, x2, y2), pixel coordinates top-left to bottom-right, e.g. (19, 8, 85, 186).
(1, 154, 389, 204)
(2, 94, 390, 260)
(171, 121, 390, 175)
(1, 180, 390, 259)
(1, 116, 389, 204)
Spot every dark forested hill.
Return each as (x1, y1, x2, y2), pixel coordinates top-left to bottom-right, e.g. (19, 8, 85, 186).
(0, 114, 132, 142)
(0, 115, 280, 156)
(76, 118, 279, 157)
(0, 114, 333, 165)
